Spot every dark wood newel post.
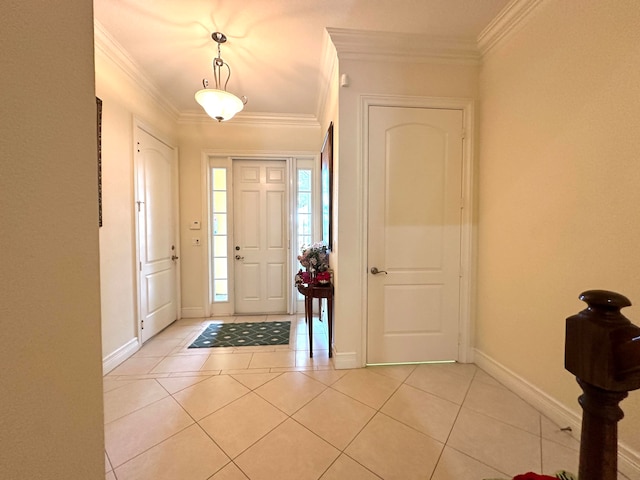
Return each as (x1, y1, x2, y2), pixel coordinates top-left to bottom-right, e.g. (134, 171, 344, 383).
(565, 290, 640, 480)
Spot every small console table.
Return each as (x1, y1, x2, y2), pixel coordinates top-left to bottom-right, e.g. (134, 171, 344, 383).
(296, 282, 334, 358)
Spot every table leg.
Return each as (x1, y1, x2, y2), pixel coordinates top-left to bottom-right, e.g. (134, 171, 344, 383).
(327, 294, 333, 358)
(306, 295, 313, 358)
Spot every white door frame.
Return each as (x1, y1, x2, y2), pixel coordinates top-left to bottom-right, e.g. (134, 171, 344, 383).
(133, 119, 181, 342)
(200, 150, 319, 318)
(360, 95, 475, 364)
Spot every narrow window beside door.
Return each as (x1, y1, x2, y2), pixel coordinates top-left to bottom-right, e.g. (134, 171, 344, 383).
(211, 168, 229, 302)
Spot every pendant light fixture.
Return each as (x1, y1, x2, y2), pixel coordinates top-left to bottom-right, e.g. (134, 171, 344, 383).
(195, 32, 247, 122)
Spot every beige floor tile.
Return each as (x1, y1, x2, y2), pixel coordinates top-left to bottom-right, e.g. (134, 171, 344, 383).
(254, 371, 326, 415)
(368, 364, 418, 382)
(103, 378, 138, 393)
(173, 375, 250, 420)
(235, 419, 340, 480)
(435, 362, 478, 378)
(296, 328, 329, 343)
(209, 462, 250, 479)
(199, 392, 288, 458)
(150, 354, 208, 373)
(447, 407, 541, 476)
(320, 454, 382, 479)
(404, 363, 474, 404)
(293, 388, 376, 450)
(174, 318, 209, 326)
(431, 446, 507, 479)
(201, 352, 253, 371)
(249, 350, 296, 369)
(232, 315, 268, 323)
(105, 452, 112, 473)
(108, 356, 163, 376)
(381, 384, 460, 443)
(296, 349, 332, 367)
(473, 368, 505, 387)
(133, 338, 184, 357)
(154, 325, 202, 340)
(301, 369, 348, 386)
(114, 425, 229, 480)
(105, 471, 116, 480)
(463, 380, 541, 435)
(103, 379, 168, 423)
(540, 416, 579, 451)
(230, 372, 282, 390)
(345, 413, 443, 480)
(169, 370, 219, 377)
(104, 396, 194, 468)
(109, 373, 171, 380)
(156, 375, 213, 394)
(541, 438, 579, 476)
(331, 369, 401, 409)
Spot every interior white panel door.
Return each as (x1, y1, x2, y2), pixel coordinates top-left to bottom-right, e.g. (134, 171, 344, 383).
(234, 160, 287, 314)
(136, 127, 178, 342)
(367, 106, 463, 363)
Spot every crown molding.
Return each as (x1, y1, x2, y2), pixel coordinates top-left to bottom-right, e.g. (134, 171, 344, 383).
(94, 20, 180, 120)
(178, 111, 320, 128)
(327, 27, 481, 65)
(477, 0, 545, 56)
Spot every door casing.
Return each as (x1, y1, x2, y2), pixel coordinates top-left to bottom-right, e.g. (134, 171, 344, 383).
(200, 151, 319, 318)
(133, 119, 181, 343)
(361, 95, 475, 365)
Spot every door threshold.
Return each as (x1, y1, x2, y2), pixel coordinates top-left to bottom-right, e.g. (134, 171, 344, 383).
(365, 360, 456, 367)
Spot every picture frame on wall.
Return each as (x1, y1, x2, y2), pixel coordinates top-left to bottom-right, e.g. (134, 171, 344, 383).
(321, 122, 333, 251)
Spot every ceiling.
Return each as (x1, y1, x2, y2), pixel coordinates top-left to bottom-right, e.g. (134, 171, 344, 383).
(94, 0, 511, 121)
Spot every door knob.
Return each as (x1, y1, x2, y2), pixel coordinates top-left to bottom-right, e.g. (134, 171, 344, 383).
(235, 255, 244, 260)
(370, 267, 388, 275)
(171, 255, 179, 261)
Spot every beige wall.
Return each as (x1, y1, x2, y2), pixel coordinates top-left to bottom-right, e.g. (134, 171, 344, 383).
(95, 41, 178, 359)
(0, 2, 104, 478)
(476, 0, 640, 453)
(335, 58, 479, 365)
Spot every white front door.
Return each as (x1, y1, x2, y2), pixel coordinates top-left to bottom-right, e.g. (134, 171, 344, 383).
(367, 106, 463, 364)
(233, 160, 288, 314)
(135, 126, 179, 342)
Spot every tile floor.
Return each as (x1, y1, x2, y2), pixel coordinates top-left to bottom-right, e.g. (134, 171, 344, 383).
(104, 314, 631, 480)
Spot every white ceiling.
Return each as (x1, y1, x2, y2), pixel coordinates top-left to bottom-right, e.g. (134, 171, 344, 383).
(94, 0, 511, 120)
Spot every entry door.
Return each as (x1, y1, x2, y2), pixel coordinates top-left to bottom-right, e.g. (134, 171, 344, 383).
(233, 160, 287, 314)
(367, 106, 463, 363)
(135, 126, 179, 342)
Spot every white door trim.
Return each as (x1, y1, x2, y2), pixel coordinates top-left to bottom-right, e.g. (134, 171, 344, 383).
(200, 150, 318, 318)
(360, 95, 475, 364)
(133, 118, 181, 342)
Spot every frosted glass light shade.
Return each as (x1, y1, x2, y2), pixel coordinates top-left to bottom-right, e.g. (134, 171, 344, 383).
(195, 88, 244, 122)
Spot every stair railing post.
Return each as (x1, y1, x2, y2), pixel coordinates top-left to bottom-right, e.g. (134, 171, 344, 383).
(565, 290, 640, 480)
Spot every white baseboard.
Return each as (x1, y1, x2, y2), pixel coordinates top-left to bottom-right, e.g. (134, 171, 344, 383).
(181, 307, 205, 318)
(474, 349, 640, 478)
(333, 351, 359, 370)
(103, 337, 139, 375)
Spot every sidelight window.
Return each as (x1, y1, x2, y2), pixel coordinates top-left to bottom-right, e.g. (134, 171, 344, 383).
(211, 168, 228, 302)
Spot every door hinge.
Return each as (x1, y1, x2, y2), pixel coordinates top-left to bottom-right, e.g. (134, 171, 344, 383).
(136, 200, 144, 212)
(139, 261, 142, 271)
(461, 129, 466, 140)
(141, 319, 144, 330)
